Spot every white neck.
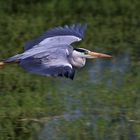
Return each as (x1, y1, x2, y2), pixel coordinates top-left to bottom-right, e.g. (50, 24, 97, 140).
(69, 50, 86, 68)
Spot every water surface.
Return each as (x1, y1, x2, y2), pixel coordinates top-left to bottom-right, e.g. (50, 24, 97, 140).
(38, 52, 140, 140)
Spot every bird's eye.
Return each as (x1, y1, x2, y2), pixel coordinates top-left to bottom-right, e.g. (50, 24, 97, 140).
(84, 51, 88, 55)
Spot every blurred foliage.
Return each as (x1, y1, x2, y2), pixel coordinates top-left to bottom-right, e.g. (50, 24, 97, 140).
(0, 0, 140, 140)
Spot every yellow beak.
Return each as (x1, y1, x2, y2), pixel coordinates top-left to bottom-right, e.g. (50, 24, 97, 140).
(88, 52, 112, 58)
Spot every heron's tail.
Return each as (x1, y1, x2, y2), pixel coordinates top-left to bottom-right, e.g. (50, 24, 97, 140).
(0, 54, 21, 67)
(0, 60, 19, 67)
(0, 61, 5, 66)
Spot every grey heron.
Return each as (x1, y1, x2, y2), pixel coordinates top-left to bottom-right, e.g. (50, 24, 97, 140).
(0, 24, 111, 80)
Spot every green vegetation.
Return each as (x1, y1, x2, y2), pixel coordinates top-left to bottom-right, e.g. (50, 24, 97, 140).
(0, 0, 140, 139)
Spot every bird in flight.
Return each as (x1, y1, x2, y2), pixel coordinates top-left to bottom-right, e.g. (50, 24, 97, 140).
(0, 24, 111, 80)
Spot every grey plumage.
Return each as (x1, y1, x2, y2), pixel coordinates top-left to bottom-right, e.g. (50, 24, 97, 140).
(4, 24, 87, 79)
(2, 23, 112, 79)
(20, 45, 75, 79)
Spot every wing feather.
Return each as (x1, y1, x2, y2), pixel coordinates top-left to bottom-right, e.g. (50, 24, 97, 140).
(20, 46, 75, 79)
(24, 23, 87, 50)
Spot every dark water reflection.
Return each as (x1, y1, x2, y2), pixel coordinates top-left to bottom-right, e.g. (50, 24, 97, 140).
(38, 52, 139, 140)
(88, 52, 130, 86)
(39, 109, 82, 140)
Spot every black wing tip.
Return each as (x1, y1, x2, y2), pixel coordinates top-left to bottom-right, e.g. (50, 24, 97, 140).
(66, 23, 87, 38)
(57, 66, 75, 80)
(65, 66, 75, 80)
(69, 69, 75, 80)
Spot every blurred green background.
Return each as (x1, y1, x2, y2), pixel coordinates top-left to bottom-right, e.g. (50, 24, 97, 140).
(0, 0, 140, 140)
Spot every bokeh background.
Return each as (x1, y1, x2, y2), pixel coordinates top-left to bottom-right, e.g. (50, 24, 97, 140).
(0, 0, 140, 140)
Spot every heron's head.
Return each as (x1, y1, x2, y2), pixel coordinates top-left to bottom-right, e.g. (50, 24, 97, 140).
(74, 48, 112, 58)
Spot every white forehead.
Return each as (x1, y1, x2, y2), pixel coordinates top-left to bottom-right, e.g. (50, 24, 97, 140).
(78, 48, 89, 51)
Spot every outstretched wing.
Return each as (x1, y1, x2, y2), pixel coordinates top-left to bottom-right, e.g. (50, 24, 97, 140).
(24, 23, 87, 50)
(20, 46, 75, 79)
